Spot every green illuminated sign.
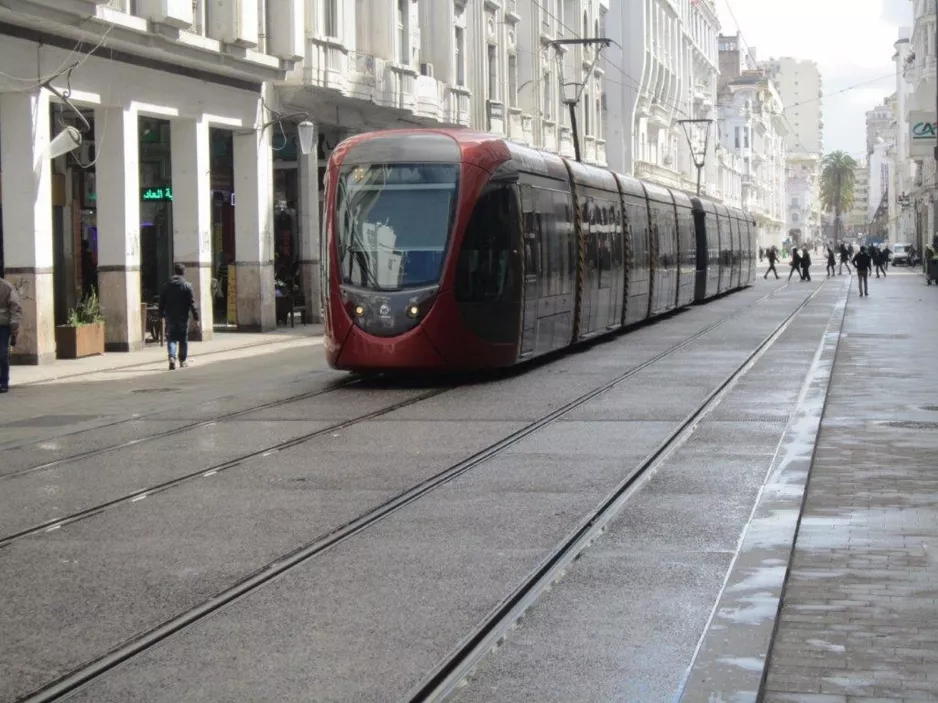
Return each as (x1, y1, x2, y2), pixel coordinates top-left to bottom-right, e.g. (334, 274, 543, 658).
(141, 186, 173, 202)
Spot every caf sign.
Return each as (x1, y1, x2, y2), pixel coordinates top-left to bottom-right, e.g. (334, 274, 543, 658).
(912, 121, 936, 138)
(909, 111, 938, 156)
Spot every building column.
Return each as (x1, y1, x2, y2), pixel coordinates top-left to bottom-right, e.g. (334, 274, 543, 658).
(232, 101, 275, 332)
(171, 117, 213, 341)
(0, 90, 56, 364)
(95, 105, 143, 351)
(297, 128, 321, 322)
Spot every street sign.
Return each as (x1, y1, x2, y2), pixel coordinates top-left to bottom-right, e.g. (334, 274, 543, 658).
(909, 112, 937, 157)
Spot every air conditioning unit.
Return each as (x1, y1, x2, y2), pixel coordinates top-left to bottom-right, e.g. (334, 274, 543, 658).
(420, 62, 434, 78)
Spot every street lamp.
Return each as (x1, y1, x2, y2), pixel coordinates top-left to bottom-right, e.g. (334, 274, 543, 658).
(46, 126, 82, 160)
(296, 120, 315, 156)
(238, 110, 316, 155)
(41, 80, 90, 160)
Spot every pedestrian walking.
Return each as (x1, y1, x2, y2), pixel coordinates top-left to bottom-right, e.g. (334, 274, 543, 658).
(0, 271, 23, 393)
(873, 246, 887, 278)
(800, 248, 812, 281)
(838, 243, 852, 275)
(882, 245, 892, 271)
(788, 247, 804, 282)
(826, 246, 836, 276)
(158, 263, 200, 370)
(852, 246, 872, 297)
(764, 246, 780, 279)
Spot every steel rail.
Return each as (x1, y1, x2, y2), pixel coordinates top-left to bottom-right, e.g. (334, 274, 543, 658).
(405, 281, 830, 702)
(0, 375, 364, 482)
(0, 386, 450, 550)
(21, 280, 795, 703)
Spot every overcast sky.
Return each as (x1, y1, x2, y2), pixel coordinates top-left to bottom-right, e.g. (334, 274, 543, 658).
(715, 0, 910, 159)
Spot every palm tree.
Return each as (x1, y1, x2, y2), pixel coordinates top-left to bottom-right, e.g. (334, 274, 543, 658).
(820, 151, 858, 247)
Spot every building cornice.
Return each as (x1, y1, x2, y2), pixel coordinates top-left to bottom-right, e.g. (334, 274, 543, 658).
(0, 2, 290, 86)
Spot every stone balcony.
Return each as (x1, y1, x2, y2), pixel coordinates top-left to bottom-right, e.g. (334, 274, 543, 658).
(298, 39, 458, 125)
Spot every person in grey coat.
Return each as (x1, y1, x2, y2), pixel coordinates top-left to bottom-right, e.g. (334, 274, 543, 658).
(0, 272, 23, 393)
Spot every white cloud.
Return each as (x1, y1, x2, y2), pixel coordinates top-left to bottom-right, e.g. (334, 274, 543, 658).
(716, 0, 907, 154)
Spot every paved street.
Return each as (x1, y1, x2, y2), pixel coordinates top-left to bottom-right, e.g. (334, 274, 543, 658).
(1, 269, 936, 702)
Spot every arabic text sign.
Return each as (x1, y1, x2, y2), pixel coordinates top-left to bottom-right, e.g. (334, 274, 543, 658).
(910, 112, 938, 157)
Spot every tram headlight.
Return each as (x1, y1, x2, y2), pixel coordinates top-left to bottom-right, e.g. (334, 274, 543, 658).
(339, 285, 438, 337)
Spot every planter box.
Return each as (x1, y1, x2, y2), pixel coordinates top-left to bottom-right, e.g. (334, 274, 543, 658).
(55, 323, 105, 359)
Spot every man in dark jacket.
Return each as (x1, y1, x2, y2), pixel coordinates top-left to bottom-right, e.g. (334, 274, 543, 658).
(852, 246, 872, 297)
(838, 243, 852, 275)
(764, 246, 780, 279)
(788, 247, 804, 282)
(158, 263, 200, 370)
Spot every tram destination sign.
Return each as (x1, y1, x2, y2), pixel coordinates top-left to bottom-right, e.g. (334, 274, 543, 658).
(910, 112, 937, 157)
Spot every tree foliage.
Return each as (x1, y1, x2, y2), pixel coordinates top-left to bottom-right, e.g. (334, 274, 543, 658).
(820, 150, 858, 218)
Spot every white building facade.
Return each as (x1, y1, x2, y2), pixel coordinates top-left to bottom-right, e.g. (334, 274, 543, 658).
(717, 35, 788, 250)
(605, 0, 725, 197)
(0, 0, 614, 367)
(759, 56, 823, 244)
(760, 57, 823, 156)
(846, 158, 870, 232)
(0, 0, 301, 365)
(786, 154, 821, 243)
(905, 0, 936, 251)
(867, 96, 897, 223)
(892, 29, 914, 245)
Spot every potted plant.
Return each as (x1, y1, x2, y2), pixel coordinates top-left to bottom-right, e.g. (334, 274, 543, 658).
(56, 287, 106, 359)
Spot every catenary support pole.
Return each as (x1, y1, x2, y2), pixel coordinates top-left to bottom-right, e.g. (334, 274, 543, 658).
(568, 101, 581, 163)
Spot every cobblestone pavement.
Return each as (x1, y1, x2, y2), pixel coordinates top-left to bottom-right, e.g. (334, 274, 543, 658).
(762, 269, 938, 703)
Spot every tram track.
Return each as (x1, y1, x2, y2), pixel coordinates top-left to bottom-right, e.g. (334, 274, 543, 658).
(405, 280, 831, 702)
(0, 281, 793, 551)
(19, 280, 806, 703)
(0, 385, 451, 549)
(0, 375, 363, 481)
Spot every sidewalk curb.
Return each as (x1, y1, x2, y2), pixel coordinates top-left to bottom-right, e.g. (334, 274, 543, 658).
(675, 280, 849, 703)
(18, 334, 324, 386)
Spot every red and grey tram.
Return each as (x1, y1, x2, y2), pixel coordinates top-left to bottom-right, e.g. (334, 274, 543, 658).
(321, 129, 756, 372)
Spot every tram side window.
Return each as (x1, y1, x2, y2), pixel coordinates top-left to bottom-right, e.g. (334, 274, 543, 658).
(624, 199, 647, 273)
(521, 188, 538, 278)
(678, 206, 695, 269)
(455, 185, 519, 303)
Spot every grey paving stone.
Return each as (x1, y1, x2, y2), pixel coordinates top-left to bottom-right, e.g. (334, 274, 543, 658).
(762, 275, 938, 702)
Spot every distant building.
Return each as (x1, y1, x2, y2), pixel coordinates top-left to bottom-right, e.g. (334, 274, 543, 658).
(760, 57, 823, 157)
(866, 101, 893, 158)
(868, 96, 897, 224)
(717, 34, 788, 249)
(787, 154, 822, 243)
(846, 159, 870, 233)
(759, 57, 823, 245)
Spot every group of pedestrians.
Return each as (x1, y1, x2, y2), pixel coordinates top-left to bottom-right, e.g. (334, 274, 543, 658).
(762, 241, 884, 298)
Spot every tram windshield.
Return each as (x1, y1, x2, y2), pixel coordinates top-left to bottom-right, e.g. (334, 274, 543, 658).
(336, 163, 460, 291)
